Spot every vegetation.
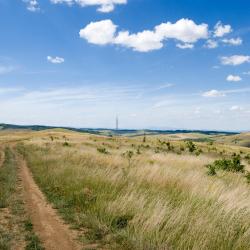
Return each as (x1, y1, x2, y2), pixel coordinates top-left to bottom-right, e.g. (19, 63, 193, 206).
(12, 129, 250, 250)
(0, 147, 43, 250)
(206, 155, 245, 176)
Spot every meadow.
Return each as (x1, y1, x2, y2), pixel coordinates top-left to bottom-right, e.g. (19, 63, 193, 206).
(1, 129, 250, 249)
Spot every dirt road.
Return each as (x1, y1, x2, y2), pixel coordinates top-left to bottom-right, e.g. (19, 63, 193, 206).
(16, 152, 81, 250)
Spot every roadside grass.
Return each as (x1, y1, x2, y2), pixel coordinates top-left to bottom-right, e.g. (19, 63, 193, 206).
(0, 147, 43, 250)
(17, 135, 250, 250)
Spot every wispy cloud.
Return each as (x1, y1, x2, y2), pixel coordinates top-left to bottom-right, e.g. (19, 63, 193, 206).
(202, 87, 250, 97)
(0, 65, 15, 75)
(50, 0, 127, 13)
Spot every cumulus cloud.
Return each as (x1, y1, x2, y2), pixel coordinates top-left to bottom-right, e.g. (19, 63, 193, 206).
(220, 55, 250, 66)
(47, 56, 65, 64)
(222, 37, 242, 46)
(204, 39, 218, 49)
(226, 75, 242, 82)
(79, 19, 209, 52)
(79, 20, 117, 45)
(23, 0, 40, 12)
(50, 0, 127, 13)
(202, 90, 225, 97)
(214, 21, 232, 37)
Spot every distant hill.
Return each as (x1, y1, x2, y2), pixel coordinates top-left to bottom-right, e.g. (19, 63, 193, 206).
(0, 123, 239, 137)
(214, 132, 250, 147)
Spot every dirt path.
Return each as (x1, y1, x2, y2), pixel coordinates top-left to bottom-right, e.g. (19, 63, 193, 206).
(15, 151, 82, 250)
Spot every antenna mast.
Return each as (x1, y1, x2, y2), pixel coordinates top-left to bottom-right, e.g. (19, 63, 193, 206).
(116, 116, 119, 130)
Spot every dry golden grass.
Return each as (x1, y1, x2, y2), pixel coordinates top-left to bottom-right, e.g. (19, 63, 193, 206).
(2, 129, 250, 249)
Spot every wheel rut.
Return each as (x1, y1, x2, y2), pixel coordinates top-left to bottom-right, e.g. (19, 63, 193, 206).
(15, 150, 82, 250)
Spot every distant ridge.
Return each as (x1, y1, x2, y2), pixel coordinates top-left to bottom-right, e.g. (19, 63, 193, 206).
(0, 123, 239, 137)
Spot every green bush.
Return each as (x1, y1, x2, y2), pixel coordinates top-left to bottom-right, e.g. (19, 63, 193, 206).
(97, 147, 109, 154)
(245, 172, 250, 183)
(206, 164, 216, 176)
(186, 141, 196, 153)
(207, 155, 244, 174)
(63, 142, 70, 147)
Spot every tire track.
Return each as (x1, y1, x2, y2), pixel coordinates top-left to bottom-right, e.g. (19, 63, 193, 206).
(15, 151, 81, 250)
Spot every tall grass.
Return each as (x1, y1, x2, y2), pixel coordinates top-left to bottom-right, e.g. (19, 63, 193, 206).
(17, 137, 250, 250)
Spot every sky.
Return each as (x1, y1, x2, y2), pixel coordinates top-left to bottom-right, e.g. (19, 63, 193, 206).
(0, 0, 250, 131)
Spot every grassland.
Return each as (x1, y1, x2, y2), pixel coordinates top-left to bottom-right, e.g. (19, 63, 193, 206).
(0, 129, 245, 249)
(0, 146, 43, 250)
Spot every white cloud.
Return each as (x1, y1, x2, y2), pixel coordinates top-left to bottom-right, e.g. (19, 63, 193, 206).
(202, 90, 225, 98)
(220, 55, 250, 66)
(176, 43, 194, 49)
(23, 0, 40, 12)
(202, 87, 250, 98)
(50, 0, 127, 13)
(243, 71, 250, 75)
(80, 19, 209, 52)
(114, 30, 164, 52)
(204, 39, 218, 49)
(0, 65, 15, 75)
(47, 56, 65, 64)
(226, 75, 242, 82)
(230, 105, 243, 111)
(157, 83, 175, 89)
(214, 21, 232, 37)
(80, 20, 116, 45)
(222, 37, 242, 46)
(154, 19, 208, 43)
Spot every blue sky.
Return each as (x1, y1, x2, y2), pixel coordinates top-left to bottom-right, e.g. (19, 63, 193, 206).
(0, 0, 250, 131)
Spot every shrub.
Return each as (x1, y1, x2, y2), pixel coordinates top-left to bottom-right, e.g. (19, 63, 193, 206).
(195, 149, 203, 156)
(97, 147, 109, 154)
(206, 164, 217, 176)
(186, 141, 196, 153)
(208, 155, 245, 173)
(111, 215, 133, 230)
(245, 172, 250, 183)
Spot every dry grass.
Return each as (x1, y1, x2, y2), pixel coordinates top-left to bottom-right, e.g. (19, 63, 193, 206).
(9, 129, 250, 249)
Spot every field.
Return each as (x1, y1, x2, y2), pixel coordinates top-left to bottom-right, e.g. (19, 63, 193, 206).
(1, 129, 250, 249)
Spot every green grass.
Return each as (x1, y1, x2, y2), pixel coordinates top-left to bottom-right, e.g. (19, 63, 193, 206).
(17, 137, 250, 250)
(0, 147, 17, 208)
